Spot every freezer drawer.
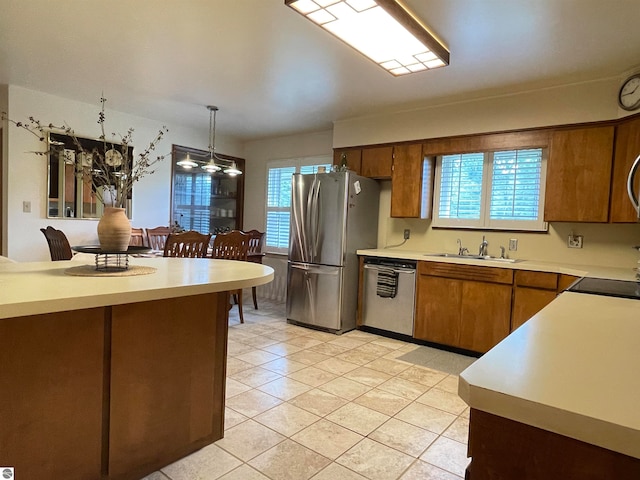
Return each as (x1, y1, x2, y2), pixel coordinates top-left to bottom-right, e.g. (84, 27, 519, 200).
(362, 263, 416, 336)
(287, 262, 343, 331)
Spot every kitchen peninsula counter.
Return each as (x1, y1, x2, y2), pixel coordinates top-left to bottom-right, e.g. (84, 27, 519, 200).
(0, 257, 273, 480)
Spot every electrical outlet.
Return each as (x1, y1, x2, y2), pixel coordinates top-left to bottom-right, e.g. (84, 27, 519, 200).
(567, 234, 583, 248)
(403, 229, 411, 240)
(22, 201, 31, 213)
(508, 238, 518, 251)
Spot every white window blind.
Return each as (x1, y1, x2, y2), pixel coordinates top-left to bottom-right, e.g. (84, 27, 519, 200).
(265, 157, 332, 254)
(173, 172, 212, 233)
(433, 148, 547, 231)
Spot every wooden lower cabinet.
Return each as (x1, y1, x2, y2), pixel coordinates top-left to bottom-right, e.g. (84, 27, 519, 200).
(511, 287, 557, 331)
(415, 263, 512, 354)
(467, 409, 640, 479)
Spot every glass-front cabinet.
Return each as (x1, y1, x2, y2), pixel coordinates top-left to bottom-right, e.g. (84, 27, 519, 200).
(171, 145, 244, 234)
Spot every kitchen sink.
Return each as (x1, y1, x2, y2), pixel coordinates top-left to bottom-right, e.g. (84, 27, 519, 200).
(424, 253, 523, 263)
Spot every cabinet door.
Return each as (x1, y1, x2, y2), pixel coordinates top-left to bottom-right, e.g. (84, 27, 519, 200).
(610, 116, 640, 222)
(459, 281, 512, 353)
(511, 287, 557, 331)
(544, 126, 614, 222)
(391, 143, 433, 218)
(415, 274, 462, 347)
(333, 149, 362, 176)
(361, 146, 393, 179)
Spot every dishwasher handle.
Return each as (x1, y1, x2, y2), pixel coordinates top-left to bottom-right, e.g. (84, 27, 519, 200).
(363, 264, 416, 275)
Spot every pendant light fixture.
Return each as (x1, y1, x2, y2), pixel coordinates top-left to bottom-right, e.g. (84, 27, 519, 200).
(202, 105, 223, 173)
(176, 153, 198, 169)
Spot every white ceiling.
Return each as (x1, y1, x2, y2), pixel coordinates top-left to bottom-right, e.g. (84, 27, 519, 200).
(2, 0, 640, 142)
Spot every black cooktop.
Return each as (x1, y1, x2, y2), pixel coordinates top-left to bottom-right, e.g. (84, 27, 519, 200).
(567, 277, 640, 300)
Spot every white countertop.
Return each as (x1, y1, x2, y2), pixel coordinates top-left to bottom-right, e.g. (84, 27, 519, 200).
(357, 248, 638, 281)
(459, 292, 640, 459)
(0, 256, 274, 319)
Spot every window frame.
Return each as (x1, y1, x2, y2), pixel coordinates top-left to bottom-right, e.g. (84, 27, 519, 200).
(432, 147, 548, 231)
(264, 155, 332, 254)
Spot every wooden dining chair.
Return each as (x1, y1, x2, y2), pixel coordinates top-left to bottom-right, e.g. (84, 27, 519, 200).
(244, 230, 265, 310)
(163, 231, 212, 258)
(129, 227, 147, 246)
(211, 230, 250, 323)
(40, 226, 73, 261)
(145, 226, 171, 251)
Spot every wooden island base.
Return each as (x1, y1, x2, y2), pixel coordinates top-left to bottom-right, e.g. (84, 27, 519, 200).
(0, 292, 229, 480)
(466, 409, 640, 480)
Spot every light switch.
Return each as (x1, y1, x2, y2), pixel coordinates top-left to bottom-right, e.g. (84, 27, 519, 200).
(23, 201, 31, 213)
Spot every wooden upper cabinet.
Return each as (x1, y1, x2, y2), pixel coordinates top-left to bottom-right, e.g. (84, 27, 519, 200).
(391, 143, 433, 218)
(361, 146, 393, 179)
(544, 126, 615, 222)
(610, 115, 640, 222)
(333, 148, 362, 176)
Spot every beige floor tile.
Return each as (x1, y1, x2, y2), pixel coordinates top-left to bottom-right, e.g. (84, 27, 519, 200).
(336, 438, 415, 480)
(161, 443, 242, 479)
(240, 335, 281, 349)
(286, 350, 332, 366)
(371, 338, 407, 350)
(286, 366, 337, 387)
(218, 464, 270, 480)
(343, 366, 392, 387)
(301, 330, 341, 342)
(369, 418, 438, 457)
(139, 472, 170, 480)
(327, 336, 367, 349)
(288, 388, 349, 417)
(225, 407, 248, 430)
(434, 375, 460, 394)
(257, 376, 312, 400)
(254, 402, 321, 436)
(318, 377, 372, 401)
(285, 335, 325, 349)
(249, 439, 331, 480)
(226, 389, 283, 418)
(420, 436, 470, 477)
(310, 463, 368, 479)
(353, 343, 394, 357)
(397, 366, 448, 387)
(460, 407, 470, 419)
(415, 388, 468, 415)
(395, 402, 457, 434)
(309, 343, 350, 356)
(377, 377, 430, 401)
(326, 403, 389, 436)
(226, 378, 252, 399)
(265, 330, 301, 342)
(442, 415, 469, 444)
(335, 349, 379, 366)
(227, 340, 257, 356)
(230, 366, 283, 388)
(353, 388, 412, 416)
(235, 349, 282, 366)
(342, 330, 381, 341)
(215, 419, 285, 462)
(261, 342, 305, 356)
(226, 356, 254, 376)
(228, 330, 258, 341)
(260, 357, 307, 375)
(365, 357, 411, 375)
(399, 460, 463, 480)
(315, 357, 360, 375)
(292, 419, 364, 460)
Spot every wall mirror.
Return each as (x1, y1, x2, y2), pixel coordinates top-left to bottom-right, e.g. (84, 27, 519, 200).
(47, 132, 133, 219)
(170, 144, 245, 234)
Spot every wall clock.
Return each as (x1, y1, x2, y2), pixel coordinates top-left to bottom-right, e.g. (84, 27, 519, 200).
(618, 73, 640, 111)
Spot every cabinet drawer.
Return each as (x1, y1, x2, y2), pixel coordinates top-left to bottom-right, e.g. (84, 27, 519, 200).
(514, 270, 558, 290)
(419, 261, 513, 284)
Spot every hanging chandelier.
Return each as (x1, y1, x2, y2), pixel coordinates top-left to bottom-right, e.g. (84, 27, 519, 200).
(201, 105, 242, 176)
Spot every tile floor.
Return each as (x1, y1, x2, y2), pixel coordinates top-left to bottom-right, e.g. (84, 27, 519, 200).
(142, 298, 474, 480)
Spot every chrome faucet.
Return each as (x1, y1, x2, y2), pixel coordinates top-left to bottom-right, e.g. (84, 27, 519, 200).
(499, 245, 506, 259)
(457, 238, 469, 256)
(479, 235, 488, 256)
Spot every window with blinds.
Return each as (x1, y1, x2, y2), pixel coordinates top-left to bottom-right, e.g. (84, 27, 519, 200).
(265, 158, 332, 254)
(433, 148, 547, 231)
(173, 172, 212, 233)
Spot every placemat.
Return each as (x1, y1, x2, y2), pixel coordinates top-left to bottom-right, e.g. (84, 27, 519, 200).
(64, 265, 157, 277)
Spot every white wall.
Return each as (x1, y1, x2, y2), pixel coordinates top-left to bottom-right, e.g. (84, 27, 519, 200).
(4, 86, 242, 261)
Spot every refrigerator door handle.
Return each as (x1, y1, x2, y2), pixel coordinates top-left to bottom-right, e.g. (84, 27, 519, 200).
(627, 153, 640, 218)
(311, 178, 322, 259)
(291, 177, 309, 262)
(289, 262, 339, 275)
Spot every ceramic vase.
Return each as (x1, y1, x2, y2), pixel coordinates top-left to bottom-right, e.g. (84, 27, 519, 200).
(97, 207, 131, 251)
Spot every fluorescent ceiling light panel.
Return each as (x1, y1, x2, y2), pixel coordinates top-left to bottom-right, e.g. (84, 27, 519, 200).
(285, 0, 449, 76)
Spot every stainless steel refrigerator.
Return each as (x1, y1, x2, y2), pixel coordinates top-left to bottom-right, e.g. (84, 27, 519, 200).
(286, 170, 379, 333)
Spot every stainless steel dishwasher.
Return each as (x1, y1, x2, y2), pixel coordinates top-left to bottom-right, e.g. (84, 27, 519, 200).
(362, 257, 416, 336)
